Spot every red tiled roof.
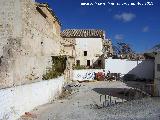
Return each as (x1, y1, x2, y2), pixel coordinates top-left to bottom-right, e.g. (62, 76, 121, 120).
(61, 29, 104, 38)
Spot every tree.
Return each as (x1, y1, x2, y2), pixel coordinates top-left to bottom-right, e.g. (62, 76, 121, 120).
(113, 41, 135, 59)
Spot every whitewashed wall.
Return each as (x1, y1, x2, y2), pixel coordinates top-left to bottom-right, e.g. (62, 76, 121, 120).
(0, 76, 64, 120)
(105, 58, 154, 79)
(73, 69, 104, 81)
(75, 38, 103, 66)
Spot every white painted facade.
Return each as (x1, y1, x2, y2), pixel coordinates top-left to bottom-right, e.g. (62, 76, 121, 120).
(105, 58, 154, 79)
(0, 76, 64, 120)
(75, 38, 103, 67)
(73, 69, 104, 81)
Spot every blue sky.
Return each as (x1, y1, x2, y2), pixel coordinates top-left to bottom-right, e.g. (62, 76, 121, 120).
(36, 0, 160, 53)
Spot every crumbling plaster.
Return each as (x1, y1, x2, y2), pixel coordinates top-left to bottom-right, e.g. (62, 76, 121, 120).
(0, 0, 63, 88)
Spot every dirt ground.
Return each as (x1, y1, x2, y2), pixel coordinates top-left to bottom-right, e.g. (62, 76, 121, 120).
(19, 81, 160, 120)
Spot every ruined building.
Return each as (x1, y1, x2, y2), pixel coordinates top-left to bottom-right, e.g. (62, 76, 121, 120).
(103, 39, 113, 58)
(0, 0, 65, 88)
(61, 37, 76, 81)
(61, 29, 113, 69)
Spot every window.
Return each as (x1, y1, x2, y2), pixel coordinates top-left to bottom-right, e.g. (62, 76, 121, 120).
(76, 60, 80, 66)
(157, 64, 160, 72)
(87, 60, 90, 66)
(84, 51, 87, 56)
(98, 60, 102, 66)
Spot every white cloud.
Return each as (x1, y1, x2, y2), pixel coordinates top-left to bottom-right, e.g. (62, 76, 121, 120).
(115, 34, 124, 40)
(142, 26, 149, 32)
(114, 12, 136, 22)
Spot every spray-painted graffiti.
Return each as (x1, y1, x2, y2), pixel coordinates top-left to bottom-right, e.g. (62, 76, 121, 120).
(77, 72, 95, 80)
(73, 69, 104, 81)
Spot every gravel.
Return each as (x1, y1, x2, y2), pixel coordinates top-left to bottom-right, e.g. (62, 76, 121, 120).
(20, 81, 160, 120)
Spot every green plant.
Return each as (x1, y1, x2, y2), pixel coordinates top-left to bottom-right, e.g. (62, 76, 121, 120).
(42, 56, 67, 80)
(42, 69, 62, 80)
(73, 65, 87, 70)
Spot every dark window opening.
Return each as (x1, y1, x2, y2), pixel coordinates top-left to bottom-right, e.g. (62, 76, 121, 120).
(157, 64, 160, 72)
(84, 51, 87, 56)
(76, 60, 80, 66)
(98, 60, 102, 66)
(87, 60, 90, 66)
(0, 56, 2, 65)
(36, 6, 47, 19)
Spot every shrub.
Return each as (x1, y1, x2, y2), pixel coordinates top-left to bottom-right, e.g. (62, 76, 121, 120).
(42, 56, 67, 80)
(73, 65, 87, 70)
(42, 69, 62, 80)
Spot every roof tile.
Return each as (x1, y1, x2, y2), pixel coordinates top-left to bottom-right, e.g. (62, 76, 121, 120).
(61, 29, 104, 38)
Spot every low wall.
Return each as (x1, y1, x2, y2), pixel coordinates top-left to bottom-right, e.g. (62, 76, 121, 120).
(73, 69, 104, 81)
(105, 58, 154, 79)
(0, 76, 64, 120)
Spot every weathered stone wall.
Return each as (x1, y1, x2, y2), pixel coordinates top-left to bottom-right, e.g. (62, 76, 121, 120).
(154, 53, 160, 96)
(155, 53, 160, 80)
(54, 21, 61, 36)
(0, 0, 63, 88)
(62, 38, 76, 57)
(21, 0, 62, 56)
(39, 6, 61, 36)
(0, 0, 23, 88)
(61, 38, 76, 82)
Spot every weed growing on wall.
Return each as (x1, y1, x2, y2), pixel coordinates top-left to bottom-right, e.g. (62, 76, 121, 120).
(73, 65, 87, 70)
(42, 56, 67, 80)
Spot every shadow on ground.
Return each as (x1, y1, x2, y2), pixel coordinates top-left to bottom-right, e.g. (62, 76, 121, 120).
(123, 80, 154, 96)
(92, 87, 147, 101)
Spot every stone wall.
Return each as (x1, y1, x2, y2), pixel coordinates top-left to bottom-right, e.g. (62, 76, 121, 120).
(0, 0, 63, 88)
(154, 53, 160, 96)
(103, 39, 113, 58)
(62, 38, 76, 82)
(62, 38, 76, 57)
(37, 4, 61, 36)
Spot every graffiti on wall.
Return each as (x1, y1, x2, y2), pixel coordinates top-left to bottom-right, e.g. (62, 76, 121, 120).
(73, 70, 104, 81)
(77, 72, 95, 80)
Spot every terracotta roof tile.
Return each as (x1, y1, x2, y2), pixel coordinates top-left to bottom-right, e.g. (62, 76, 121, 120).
(61, 29, 104, 38)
